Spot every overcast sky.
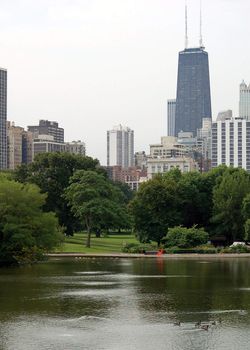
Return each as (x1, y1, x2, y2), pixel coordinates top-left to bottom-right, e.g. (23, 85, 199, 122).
(1, 0, 250, 164)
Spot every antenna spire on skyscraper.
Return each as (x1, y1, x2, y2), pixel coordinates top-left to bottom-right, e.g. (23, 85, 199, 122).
(199, 0, 204, 48)
(185, 1, 188, 49)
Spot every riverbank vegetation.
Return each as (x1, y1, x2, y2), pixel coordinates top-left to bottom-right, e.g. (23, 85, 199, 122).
(1, 153, 250, 264)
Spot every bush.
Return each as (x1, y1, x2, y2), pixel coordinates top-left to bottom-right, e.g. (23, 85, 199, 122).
(220, 245, 250, 254)
(165, 247, 218, 254)
(121, 242, 156, 253)
(164, 226, 209, 249)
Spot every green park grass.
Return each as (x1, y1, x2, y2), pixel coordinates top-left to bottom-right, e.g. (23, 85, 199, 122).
(55, 232, 138, 254)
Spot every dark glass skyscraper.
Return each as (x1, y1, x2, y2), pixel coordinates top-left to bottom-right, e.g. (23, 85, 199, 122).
(175, 47, 212, 137)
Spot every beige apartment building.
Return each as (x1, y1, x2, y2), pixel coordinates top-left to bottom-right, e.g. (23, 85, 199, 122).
(7, 122, 33, 169)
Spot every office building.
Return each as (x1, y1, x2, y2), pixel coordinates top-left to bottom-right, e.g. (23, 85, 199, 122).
(239, 81, 250, 119)
(212, 118, 250, 172)
(197, 118, 212, 171)
(65, 141, 86, 156)
(33, 134, 66, 157)
(167, 99, 176, 136)
(107, 125, 134, 168)
(134, 151, 147, 170)
(175, 4, 212, 136)
(7, 122, 24, 169)
(175, 47, 212, 136)
(150, 136, 187, 158)
(0, 68, 7, 169)
(7, 122, 33, 169)
(147, 136, 198, 178)
(22, 130, 33, 164)
(28, 120, 64, 143)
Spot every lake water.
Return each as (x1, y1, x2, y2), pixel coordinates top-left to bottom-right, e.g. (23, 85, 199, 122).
(0, 257, 250, 350)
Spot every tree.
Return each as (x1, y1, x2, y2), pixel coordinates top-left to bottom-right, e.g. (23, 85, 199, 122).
(13, 152, 104, 235)
(0, 178, 62, 265)
(244, 219, 250, 242)
(130, 174, 182, 246)
(211, 168, 250, 243)
(64, 170, 130, 247)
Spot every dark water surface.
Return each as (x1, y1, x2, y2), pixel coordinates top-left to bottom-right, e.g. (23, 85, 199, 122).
(1, 257, 250, 349)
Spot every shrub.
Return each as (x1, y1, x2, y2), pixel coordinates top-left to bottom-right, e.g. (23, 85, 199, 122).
(220, 245, 250, 254)
(121, 242, 156, 253)
(164, 226, 209, 248)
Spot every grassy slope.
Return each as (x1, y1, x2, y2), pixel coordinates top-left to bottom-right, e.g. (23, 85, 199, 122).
(56, 232, 138, 254)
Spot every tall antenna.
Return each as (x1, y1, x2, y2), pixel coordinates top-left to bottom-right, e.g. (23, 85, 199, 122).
(185, 1, 188, 49)
(199, 0, 204, 48)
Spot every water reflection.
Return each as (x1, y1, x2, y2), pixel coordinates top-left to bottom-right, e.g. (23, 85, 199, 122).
(0, 258, 250, 349)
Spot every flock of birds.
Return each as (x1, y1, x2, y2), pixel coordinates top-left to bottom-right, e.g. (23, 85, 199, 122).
(173, 318, 222, 331)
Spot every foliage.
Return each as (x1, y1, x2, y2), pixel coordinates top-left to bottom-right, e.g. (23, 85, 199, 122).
(121, 242, 156, 254)
(164, 226, 209, 248)
(211, 168, 250, 243)
(244, 219, 250, 242)
(64, 171, 131, 247)
(13, 152, 103, 235)
(0, 178, 63, 265)
(165, 246, 218, 254)
(130, 174, 182, 245)
(220, 245, 250, 254)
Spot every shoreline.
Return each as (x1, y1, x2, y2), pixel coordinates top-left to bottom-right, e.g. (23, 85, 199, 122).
(48, 253, 250, 259)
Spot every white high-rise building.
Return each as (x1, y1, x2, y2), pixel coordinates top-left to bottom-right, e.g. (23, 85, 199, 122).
(167, 99, 176, 136)
(212, 118, 250, 172)
(107, 125, 134, 168)
(239, 80, 250, 119)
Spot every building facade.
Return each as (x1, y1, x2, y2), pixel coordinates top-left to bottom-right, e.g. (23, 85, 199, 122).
(28, 120, 64, 143)
(7, 122, 33, 169)
(33, 135, 66, 157)
(107, 125, 134, 168)
(65, 141, 86, 156)
(0, 68, 7, 169)
(147, 157, 198, 179)
(7, 122, 24, 169)
(167, 99, 176, 136)
(175, 47, 212, 137)
(150, 136, 187, 158)
(212, 118, 250, 172)
(239, 80, 250, 119)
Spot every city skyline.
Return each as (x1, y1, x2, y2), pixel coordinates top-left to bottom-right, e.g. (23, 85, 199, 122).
(0, 0, 250, 164)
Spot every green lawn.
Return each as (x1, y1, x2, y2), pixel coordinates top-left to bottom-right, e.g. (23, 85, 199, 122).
(55, 232, 138, 254)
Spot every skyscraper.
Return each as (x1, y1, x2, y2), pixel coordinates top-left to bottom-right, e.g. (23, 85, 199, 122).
(167, 99, 176, 136)
(212, 118, 250, 172)
(107, 125, 134, 168)
(239, 80, 250, 119)
(0, 68, 7, 169)
(28, 119, 64, 143)
(175, 5, 212, 136)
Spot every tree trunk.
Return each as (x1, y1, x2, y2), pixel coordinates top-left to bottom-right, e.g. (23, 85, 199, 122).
(85, 219, 91, 248)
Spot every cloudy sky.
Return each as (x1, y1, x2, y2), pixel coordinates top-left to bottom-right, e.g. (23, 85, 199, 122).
(1, 0, 250, 164)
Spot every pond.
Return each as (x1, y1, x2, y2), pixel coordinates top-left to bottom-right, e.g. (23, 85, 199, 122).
(0, 257, 250, 350)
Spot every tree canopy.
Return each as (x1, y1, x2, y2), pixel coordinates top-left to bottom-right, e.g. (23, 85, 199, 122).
(13, 152, 104, 235)
(64, 170, 131, 247)
(0, 178, 62, 265)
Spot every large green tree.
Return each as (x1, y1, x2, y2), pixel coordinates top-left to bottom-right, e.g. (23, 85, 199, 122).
(211, 168, 250, 243)
(64, 170, 130, 247)
(130, 174, 182, 245)
(0, 178, 62, 265)
(14, 152, 104, 235)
